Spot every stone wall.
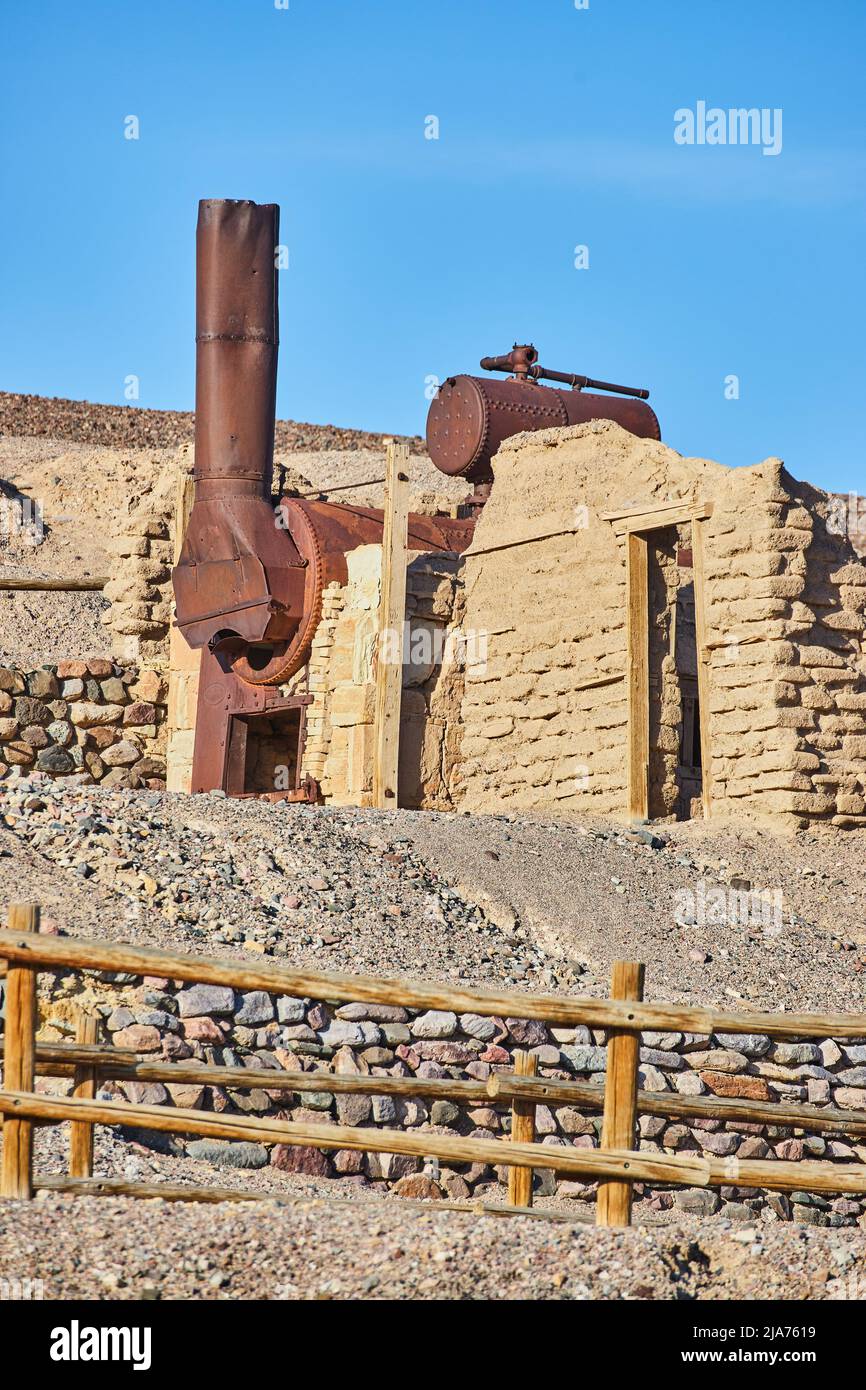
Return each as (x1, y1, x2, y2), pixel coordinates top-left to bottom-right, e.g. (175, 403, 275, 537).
(17, 965, 866, 1223)
(706, 472, 866, 828)
(457, 421, 866, 830)
(101, 448, 186, 668)
(0, 661, 167, 788)
(302, 544, 467, 809)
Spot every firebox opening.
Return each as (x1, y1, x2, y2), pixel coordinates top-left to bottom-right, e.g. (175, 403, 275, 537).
(230, 708, 302, 796)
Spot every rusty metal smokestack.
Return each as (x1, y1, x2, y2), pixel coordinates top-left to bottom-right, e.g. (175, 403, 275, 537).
(195, 198, 279, 505)
(172, 199, 306, 651)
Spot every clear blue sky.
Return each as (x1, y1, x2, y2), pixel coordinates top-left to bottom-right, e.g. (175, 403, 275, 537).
(1, 0, 864, 491)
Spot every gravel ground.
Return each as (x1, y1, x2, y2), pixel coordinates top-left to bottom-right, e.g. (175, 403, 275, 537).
(0, 590, 111, 667)
(1, 1191, 864, 1300)
(2, 780, 865, 1011)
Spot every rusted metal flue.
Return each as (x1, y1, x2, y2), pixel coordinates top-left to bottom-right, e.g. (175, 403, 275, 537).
(194, 198, 280, 502)
(172, 199, 307, 654)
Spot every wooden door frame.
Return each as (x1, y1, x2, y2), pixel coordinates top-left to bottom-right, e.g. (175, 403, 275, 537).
(608, 503, 713, 821)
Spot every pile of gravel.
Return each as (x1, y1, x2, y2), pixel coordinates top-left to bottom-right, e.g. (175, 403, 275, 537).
(0, 779, 563, 989)
(3, 778, 866, 1009)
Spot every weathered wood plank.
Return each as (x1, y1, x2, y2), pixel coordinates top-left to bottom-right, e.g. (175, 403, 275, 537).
(69, 1013, 98, 1179)
(627, 532, 649, 820)
(3, 929, 866, 1037)
(0, 1089, 711, 1187)
(596, 962, 644, 1227)
(373, 437, 409, 808)
(487, 1073, 866, 1138)
(507, 1050, 538, 1208)
(691, 515, 713, 817)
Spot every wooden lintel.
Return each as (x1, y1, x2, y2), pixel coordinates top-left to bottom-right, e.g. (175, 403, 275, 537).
(603, 500, 713, 534)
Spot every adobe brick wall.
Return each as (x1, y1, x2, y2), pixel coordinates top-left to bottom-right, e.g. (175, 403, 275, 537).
(457, 421, 866, 829)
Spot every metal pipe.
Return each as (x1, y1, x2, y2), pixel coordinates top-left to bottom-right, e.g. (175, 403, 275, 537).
(194, 199, 279, 502)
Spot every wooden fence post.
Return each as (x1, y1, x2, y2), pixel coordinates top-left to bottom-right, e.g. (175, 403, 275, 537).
(0, 903, 40, 1199)
(596, 960, 645, 1228)
(507, 1049, 538, 1208)
(372, 437, 409, 809)
(69, 1012, 99, 1179)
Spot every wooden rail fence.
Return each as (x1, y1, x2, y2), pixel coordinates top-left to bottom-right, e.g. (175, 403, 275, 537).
(4, 904, 866, 1226)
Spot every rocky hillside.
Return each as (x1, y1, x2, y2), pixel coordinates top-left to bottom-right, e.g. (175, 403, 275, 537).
(0, 390, 426, 455)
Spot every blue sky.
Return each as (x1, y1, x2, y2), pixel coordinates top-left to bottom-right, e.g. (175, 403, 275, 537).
(1, 0, 864, 491)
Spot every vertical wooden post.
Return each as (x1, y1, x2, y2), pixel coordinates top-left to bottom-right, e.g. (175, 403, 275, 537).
(626, 532, 649, 820)
(69, 1011, 99, 1179)
(507, 1049, 538, 1208)
(691, 516, 712, 819)
(596, 959, 645, 1228)
(0, 903, 39, 1199)
(373, 437, 410, 809)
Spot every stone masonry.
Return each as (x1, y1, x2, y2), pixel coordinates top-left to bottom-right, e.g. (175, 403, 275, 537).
(0, 662, 167, 788)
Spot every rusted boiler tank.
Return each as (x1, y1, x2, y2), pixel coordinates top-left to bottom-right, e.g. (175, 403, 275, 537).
(426, 342, 660, 506)
(172, 199, 472, 798)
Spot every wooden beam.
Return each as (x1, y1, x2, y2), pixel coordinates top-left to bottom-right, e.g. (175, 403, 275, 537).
(33, 1175, 599, 1225)
(26, 1043, 866, 1144)
(14, 1054, 491, 1102)
(10, 1088, 866, 1199)
(464, 523, 584, 558)
(0, 577, 107, 591)
(173, 469, 195, 565)
(691, 516, 713, 818)
(487, 1073, 866, 1138)
(0, 1088, 712, 1188)
(626, 532, 649, 820)
(373, 438, 409, 808)
(596, 961, 645, 1227)
(0, 904, 39, 1199)
(603, 500, 713, 534)
(7, 929, 866, 1037)
(0, 1041, 138, 1067)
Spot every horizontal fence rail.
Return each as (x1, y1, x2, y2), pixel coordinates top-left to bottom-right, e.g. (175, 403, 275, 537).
(4, 905, 866, 1227)
(2, 927, 866, 1039)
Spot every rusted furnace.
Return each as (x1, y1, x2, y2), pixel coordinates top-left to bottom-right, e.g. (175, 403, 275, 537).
(172, 200, 472, 798)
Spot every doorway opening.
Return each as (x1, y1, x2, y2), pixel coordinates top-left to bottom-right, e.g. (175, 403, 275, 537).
(623, 505, 711, 823)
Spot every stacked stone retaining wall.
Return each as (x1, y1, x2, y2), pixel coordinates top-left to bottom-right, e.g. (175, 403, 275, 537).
(0, 662, 167, 788)
(11, 965, 866, 1224)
